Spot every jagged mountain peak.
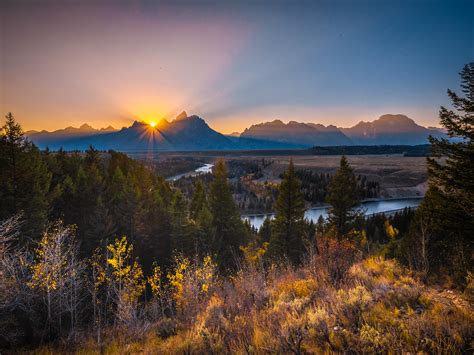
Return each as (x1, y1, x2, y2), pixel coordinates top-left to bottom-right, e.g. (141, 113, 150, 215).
(241, 119, 352, 146)
(101, 125, 116, 131)
(175, 111, 188, 121)
(28, 113, 233, 151)
(342, 114, 445, 144)
(79, 123, 94, 130)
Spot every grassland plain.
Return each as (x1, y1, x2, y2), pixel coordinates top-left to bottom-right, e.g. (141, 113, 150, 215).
(150, 153, 430, 198)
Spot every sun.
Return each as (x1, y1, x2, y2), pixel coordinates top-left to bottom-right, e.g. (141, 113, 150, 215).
(149, 121, 157, 128)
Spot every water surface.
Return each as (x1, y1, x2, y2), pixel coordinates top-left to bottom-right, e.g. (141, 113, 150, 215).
(168, 163, 214, 181)
(243, 198, 422, 230)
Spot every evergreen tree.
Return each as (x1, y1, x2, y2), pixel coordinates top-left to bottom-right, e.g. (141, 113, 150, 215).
(0, 113, 51, 238)
(406, 63, 474, 285)
(171, 190, 194, 256)
(189, 180, 213, 255)
(208, 160, 246, 270)
(258, 217, 273, 244)
(107, 167, 141, 240)
(137, 188, 173, 271)
(428, 62, 474, 216)
(189, 180, 207, 221)
(72, 150, 107, 255)
(269, 160, 306, 264)
(82, 196, 116, 256)
(326, 156, 360, 235)
(194, 204, 213, 256)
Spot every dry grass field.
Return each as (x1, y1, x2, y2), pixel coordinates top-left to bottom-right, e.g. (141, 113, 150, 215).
(156, 152, 430, 198)
(264, 155, 429, 198)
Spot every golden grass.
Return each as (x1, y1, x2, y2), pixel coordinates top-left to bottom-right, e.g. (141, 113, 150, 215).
(32, 257, 473, 354)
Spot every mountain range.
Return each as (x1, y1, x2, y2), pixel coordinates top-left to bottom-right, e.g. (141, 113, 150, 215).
(26, 112, 446, 151)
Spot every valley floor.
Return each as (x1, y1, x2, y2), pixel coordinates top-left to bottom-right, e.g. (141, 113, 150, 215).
(157, 153, 429, 199)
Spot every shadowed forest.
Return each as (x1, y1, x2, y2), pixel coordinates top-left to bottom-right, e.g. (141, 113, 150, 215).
(0, 65, 473, 353)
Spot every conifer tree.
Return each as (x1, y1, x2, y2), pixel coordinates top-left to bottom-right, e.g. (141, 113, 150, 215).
(208, 160, 246, 270)
(171, 190, 194, 256)
(269, 160, 306, 263)
(428, 62, 474, 216)
(258, 217, 273, 244)
(189, 180, 207, 221)
(194, 205, 213, 255)
(326, 156, 360, 235)
(0, 113, 51, 238)
(137, 180, 174, 270)
(107, 167, 140, 240)
(189, 180, 213, 255)
(407, 63, 474, 285)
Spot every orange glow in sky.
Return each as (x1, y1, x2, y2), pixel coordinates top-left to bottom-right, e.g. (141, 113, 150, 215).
(2, 0, 467, 133)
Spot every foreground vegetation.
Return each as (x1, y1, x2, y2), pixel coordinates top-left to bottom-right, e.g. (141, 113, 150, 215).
(33, 255, 473, 354)
(0, 63, 472, 353)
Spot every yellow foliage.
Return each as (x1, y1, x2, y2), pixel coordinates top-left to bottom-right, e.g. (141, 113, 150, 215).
(384, 220, 399, 239)
(29, 224, 71, 292)
(167, 256, 190, 305)
(240, 241, 269, 266)
(359, 324, 389, 352)
(148, 263, 163, 298)
(167, 255, 217, 310)
(337, 285, 372, 308)
(274, 277, 318, 301)
(105, 236, 145, 304)
(107, 236, 132, 279)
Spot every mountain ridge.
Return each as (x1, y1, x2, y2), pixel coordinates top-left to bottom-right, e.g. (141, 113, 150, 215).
(26, 113, 446, 151)
(340, 114, 445, 145)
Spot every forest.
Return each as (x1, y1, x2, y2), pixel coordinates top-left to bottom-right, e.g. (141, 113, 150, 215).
(173, 159, 379, 214)
(0, 64, 473, 353)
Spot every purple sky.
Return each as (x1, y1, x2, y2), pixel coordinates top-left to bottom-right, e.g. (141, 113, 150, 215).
(1, 0, 473, 133)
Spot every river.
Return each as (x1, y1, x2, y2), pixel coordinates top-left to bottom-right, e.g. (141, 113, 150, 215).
(168, 163, 214, 181)
(243, 197, 423, 230)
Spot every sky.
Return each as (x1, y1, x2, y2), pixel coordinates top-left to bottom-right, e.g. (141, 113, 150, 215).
(1, 0, 473, 134)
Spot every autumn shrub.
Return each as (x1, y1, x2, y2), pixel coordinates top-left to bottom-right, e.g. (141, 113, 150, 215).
(224, 263, 269, 316)
(167, 254, 218, 325)
(313, 233, 362, 286)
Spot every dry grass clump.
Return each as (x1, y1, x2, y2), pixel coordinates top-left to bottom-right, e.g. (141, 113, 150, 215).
(35, 257, 473, 354)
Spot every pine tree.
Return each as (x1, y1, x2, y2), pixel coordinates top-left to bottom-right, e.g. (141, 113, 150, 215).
(194, 205, 213, 256)
(208, 160, 246, 270)
(258, 217, 273, 244)
(107, 167, 141, 240)
(326, 156, 360, 236)
(137, 181, 174, 270)
(171, 190, 194, 256)
(189, 180, 207, 221)
(269, 160, 306, 264)
(428, 62, 474, 216)
(407, 63, 474, 285)
(0, 113, 51, 238)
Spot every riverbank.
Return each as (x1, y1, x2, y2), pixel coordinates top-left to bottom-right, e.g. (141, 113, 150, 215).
(167, 163, 214, 181)
(242, 195, 425, 218)
(243, 197, 423, 229)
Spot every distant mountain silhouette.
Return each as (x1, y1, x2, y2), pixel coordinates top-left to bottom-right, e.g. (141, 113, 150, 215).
(27, 113, 447, 151)
(240, 120, 353, 146)
(26, 123, 116, 137)
(341, 114, 445, 145)
(26, 124, 117, 148)
(28, 113, 235, 151)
